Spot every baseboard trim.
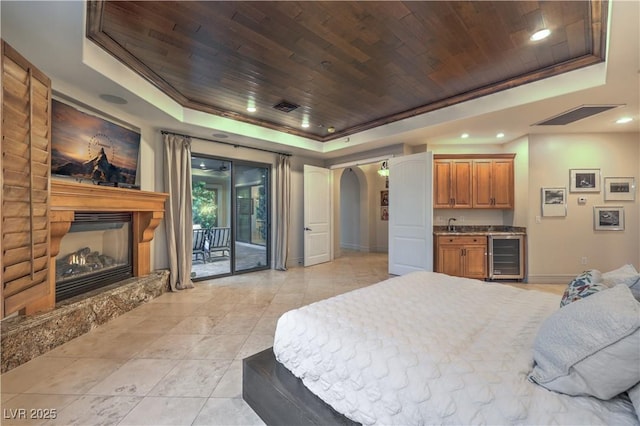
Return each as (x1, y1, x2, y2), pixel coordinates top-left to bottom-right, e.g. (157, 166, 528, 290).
(527, 274, 574, 284)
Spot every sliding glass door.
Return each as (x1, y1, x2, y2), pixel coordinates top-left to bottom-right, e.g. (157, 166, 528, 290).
(234, 163, 269, 272)
(190, 155, 270, 280)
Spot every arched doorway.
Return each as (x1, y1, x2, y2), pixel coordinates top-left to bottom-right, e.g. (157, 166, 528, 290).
(340, 168, 361, 250)
(337, 167, 370, 255)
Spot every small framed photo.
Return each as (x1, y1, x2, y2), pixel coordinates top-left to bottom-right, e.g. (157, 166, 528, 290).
(541, 187, 567, 217)
(594, 206, 624, 231)
(380, 206, 389, 221)
(380, 190, 389, 206)
(604, 177, 636, 201)
(570, 168, 600, 192)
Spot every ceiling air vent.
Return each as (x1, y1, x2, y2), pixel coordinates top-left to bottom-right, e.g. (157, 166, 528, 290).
(533, 105, 621, 126)
(273, 100, 299, 113)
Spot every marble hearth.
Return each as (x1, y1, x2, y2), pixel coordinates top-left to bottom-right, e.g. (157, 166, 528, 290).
(0, 181, 170, 372)
(1, 270, 169, 373)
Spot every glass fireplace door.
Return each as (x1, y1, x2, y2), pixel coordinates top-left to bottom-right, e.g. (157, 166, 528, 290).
(56, 212, 132, 301)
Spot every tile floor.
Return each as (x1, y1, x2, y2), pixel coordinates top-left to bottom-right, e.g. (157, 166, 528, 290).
(0, 252, 564, 426)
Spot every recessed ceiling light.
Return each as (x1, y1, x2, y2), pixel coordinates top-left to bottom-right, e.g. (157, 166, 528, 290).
(301, 122, 310, 128)
(246, 98, 257, 112)
(616, 117, 633, 124)
(530, 29, 551, 41)
(461, 133, 469, 139)
(497, 132, 505, 138)
(327, 126, 336, 133)
(99, 94, 128, 104)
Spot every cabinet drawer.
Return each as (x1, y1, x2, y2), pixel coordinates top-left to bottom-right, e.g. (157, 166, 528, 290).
(438, 235, 486, 245)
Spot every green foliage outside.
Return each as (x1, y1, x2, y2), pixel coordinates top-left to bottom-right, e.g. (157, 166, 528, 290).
(192, 181, 218, 228)
(255, 179, 267, 241)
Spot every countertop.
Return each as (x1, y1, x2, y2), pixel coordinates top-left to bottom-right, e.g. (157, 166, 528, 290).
(433, 225, 526, 236)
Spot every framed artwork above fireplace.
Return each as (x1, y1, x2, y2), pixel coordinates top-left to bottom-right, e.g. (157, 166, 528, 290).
(51, 99, 141, 185)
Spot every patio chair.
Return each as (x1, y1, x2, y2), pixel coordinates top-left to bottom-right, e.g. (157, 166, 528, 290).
(192, 228, 209, 262)
(208, 227, 231, 258)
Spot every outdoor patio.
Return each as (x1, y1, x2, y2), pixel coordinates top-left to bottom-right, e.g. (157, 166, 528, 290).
(191, 242, 267, 279)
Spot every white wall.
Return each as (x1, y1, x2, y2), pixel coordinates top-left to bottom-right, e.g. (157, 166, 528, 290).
(527, 133, 640, 282)
(503, 136, 530, 227)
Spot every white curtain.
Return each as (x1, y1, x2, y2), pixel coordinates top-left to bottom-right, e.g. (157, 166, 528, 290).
(274, 154, 291, 270)
(163, 133, 195, 290)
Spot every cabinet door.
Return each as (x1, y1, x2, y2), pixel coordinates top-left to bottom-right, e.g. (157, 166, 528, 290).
(472, 160, 493, 208)
(472, 159, 514, 209)
(434, 160, 472, 209)
(490, 160, 513, 208)
(451, 160, 472, 208)
(1, 41, 52, 317)
(433, 160, 453, 208)
(464, 245, 488, 279)
(437, 246, 464, 277)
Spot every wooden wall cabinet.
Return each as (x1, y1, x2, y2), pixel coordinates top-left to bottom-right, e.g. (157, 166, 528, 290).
(473, 159, 514, 208)
(434, 154, 514, 210)
(436, 235, 487, 279)
(433, 159, 472, 208)
(1, 40, 52, 317)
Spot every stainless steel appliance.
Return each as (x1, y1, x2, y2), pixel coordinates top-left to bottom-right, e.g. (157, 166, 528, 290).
(488, 235, 525, 280)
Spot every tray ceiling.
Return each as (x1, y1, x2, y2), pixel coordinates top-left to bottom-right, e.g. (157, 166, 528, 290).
(87, 1, 607, 142)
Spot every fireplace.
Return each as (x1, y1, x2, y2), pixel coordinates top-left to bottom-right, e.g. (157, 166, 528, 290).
(20, 180, 171, 316)
(55, 212, 133, 301)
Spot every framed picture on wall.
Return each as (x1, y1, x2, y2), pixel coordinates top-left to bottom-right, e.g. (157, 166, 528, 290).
(381, 206, 389, 221)
(380, 190, 389, 206)
(594, 206, 624, 231)
(569, 168, 600, 192)
(51, 99, 141, 185)
(541, 187, 567, 217)
(604, 177, 636, 201)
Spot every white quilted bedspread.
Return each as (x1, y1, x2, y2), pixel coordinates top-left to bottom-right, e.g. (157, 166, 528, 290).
(273, 271, 639, 425)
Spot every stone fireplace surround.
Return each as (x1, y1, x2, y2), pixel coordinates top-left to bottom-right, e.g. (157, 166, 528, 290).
(1, 181, 169, 372)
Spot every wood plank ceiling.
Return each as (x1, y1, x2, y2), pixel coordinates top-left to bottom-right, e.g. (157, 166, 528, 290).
(86, 1, 607, 142)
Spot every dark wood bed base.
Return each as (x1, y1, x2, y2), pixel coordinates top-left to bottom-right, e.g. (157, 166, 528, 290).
(243, 347, 359, 425)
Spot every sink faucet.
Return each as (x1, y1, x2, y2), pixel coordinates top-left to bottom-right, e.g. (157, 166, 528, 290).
(447, 217, 457, 232)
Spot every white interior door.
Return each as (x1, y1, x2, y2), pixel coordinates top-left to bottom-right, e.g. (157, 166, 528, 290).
(303, 165, 332, 267)
(388, 152, 433, 275)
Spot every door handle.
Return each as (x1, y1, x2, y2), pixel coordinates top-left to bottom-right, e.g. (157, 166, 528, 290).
(304, 227, 312, 231)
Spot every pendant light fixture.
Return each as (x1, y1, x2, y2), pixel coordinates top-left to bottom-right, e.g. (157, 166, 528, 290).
(377, 161, 389, 177)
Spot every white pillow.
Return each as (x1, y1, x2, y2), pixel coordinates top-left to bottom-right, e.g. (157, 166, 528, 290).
(529, 285, 640, 400)
(602, 264, 640, 300)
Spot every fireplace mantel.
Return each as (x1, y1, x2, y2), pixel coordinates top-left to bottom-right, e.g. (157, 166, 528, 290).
(36, 180, 169, 314)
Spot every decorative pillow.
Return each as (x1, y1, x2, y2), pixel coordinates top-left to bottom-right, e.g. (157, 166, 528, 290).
(628, 382, 640, 421)
(529, 285, 640, 400)
(602, 264, 640, 300)
(559, 269, 606, 307)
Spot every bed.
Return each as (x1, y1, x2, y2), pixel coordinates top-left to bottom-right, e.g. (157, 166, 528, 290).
(243, 271, 640, 425)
